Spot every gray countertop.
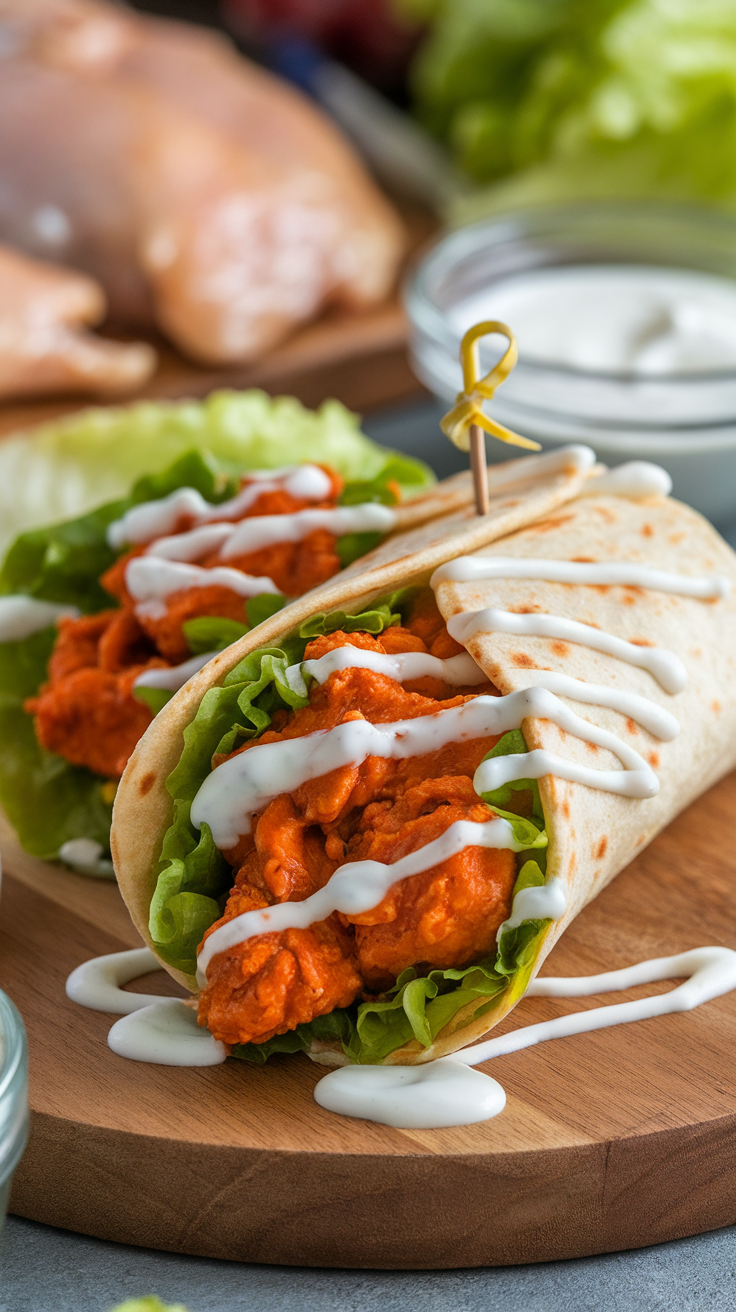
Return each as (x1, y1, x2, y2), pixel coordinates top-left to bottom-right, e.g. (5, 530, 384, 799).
(4, 398, 736, 1312)
(3, 1214, 736, 1312)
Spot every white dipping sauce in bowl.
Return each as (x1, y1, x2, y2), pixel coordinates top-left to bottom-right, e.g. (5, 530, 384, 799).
(407, 203, 736, 526)
(454, 265, 736, 377)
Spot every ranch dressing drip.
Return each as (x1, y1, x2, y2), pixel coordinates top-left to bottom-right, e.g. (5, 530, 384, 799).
(581, 462, 672, 500)
(218, 504, 396, 561)
(0, 595, 79, 642)
(108, 1001, 227, 1067)
(133, 650, 218, 694)
(106, 465, 395, 620)
(125, 557, 279, 620)
(196, 816, 530, 987)
(515, 671, 680, 743)
(65, 946, 227, 1067)
(431, 556, 729, 601)
(68, 946, 736, 1123)
(290, 646, 488, 696)
(314, 947, 736, 1127)
(66, 947, 165, 1013)
(190, 687, 660, 851)
(106, 465, 334, 548)
(145, 522, 235, 563)
(448, 608, 687, 695)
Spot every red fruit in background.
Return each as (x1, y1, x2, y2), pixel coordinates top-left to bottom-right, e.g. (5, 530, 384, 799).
(222, 0, 421, 95)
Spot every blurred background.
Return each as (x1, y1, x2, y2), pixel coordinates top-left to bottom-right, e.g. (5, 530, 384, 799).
(4, 0, 736, 518)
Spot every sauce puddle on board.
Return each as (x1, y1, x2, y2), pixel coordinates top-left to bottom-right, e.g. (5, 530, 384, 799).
(67, 945, 736, 1129)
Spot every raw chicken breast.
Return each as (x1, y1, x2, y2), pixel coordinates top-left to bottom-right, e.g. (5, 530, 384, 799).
(0, 0, 405, 364)
(0, 243, 156, 400)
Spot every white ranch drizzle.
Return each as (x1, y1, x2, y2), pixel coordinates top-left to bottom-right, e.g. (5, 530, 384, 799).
(108, 1001, 227, 1066)
(495, 878, 568, 940)
(190, 687, 658, 851)
(196, 816, 529, 985)
(285, 649, 678, 741)
(218, 504, 396, 561)
(487, 443, 595, 489)
(66, 947, 164, 1013)
(581, 462, 672, 500)
(66, 946, 736, 1105)
(134, 650, 218, 694)
(314, 1060, 507, 1129)
(106, 465, 333, 548)
(431, 555, 729, 600)
(518, 671, 680, 742)
(457, 946, 736, 1065)
(0, 595, 79, 642)
(448, 608, 687, 695)
(125, 557, 279, 621)
(65, 947, 227, 1066)
(58, 837, 115, 879)
(313, 947, 736, 1127)
(285, 646, 488, 698)
(145, 522, 235, 563)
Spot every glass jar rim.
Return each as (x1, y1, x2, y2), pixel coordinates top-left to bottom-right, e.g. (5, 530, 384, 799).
(0, 991, 25, 1099)
(406, 199, 736, 387)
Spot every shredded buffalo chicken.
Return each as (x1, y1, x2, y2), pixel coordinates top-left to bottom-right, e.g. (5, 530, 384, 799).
(197, 591, 517, 1050)
(26, 468, 346, 778)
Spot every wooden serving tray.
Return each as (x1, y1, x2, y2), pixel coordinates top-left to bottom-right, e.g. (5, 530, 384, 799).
(3, 767, 736, 1269)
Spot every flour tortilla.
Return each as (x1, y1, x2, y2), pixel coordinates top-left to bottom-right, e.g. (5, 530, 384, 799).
(116, 451, 736, 1066)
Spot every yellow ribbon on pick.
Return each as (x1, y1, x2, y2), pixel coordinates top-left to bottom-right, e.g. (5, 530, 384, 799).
(440, 320, 541, 453)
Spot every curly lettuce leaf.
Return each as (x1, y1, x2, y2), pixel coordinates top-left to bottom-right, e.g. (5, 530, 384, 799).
(0, 629, 113, 860)
(407, 0, 736, 217)
(478, 729, 544, 825)
(0, 389, 434, 559)
(150, 597, 407, 974)
(0, 450, 232, 610)
(237, 749, 552, 1066)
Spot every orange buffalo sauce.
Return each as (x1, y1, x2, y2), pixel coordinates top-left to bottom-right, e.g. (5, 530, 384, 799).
(25, 468, 347, 778)
(197, 593, 517, 1050)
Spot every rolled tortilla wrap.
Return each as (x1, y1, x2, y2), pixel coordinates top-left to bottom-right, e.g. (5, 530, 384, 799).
(113, 452, 736, 1065)
(112, 445, 593, 962)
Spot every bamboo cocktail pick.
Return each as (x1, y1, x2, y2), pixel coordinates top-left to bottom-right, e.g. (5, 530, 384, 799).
(440, 321, 540, 516)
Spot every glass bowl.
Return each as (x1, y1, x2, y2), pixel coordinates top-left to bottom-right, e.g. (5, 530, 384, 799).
(406, 202, 736, 526)
(0, 990, 29, 1230)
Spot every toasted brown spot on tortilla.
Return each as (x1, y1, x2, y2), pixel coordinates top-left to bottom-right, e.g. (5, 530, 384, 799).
(641, 524, 654, 538)
(669, 532, 686, 544)
(630, 636, 655, 647)
(551, 641, 569, 656)
(519, 514, 575, 535)
(510, 605, 540, 614)
(626, 718, 638, 735)
(648, 751, 660, 767)
(561, 799, 570, 819)
(139, 771, 156, 797)
(593, 506, 617, 523)
(572, 556, 596, 563)
(596, 836, 608, 859)
(712, 699, 721, 713)
(512, 652, 537, 668)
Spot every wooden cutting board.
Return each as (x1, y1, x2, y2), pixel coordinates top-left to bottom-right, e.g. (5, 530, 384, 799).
(3, 766, 736, 1270)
